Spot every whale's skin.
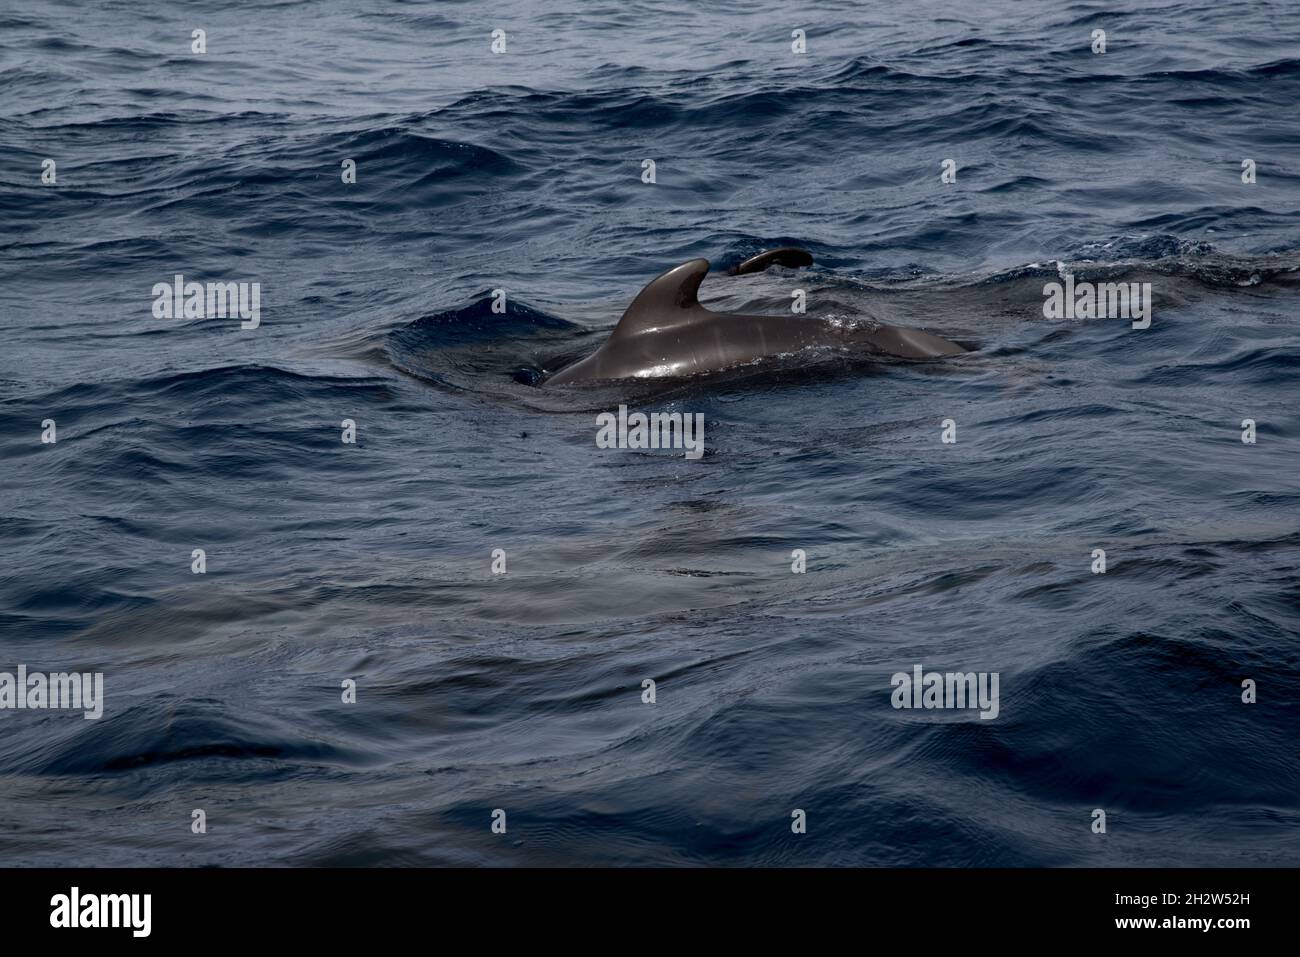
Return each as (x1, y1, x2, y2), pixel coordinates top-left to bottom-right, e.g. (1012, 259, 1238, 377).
(544, 257, 965, 386)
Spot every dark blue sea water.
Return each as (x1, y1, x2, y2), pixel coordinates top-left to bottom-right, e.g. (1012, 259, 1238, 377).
(2, 0, 1299, 867)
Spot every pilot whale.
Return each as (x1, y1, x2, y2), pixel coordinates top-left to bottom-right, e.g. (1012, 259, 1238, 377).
(544, 251, 965, 385)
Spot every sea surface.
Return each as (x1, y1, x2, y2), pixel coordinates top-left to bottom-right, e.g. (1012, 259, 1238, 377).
(1, 0, 1298, 866)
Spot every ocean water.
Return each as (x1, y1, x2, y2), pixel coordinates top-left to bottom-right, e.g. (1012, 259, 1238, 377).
(1, 0, 1298, 867)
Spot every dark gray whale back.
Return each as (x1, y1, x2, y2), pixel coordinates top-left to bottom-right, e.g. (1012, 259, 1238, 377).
(544, 255, 964, 385)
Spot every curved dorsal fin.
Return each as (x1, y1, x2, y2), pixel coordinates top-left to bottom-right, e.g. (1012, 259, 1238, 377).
(610, 258, 710, 339)
(727, 246, 814, 276)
